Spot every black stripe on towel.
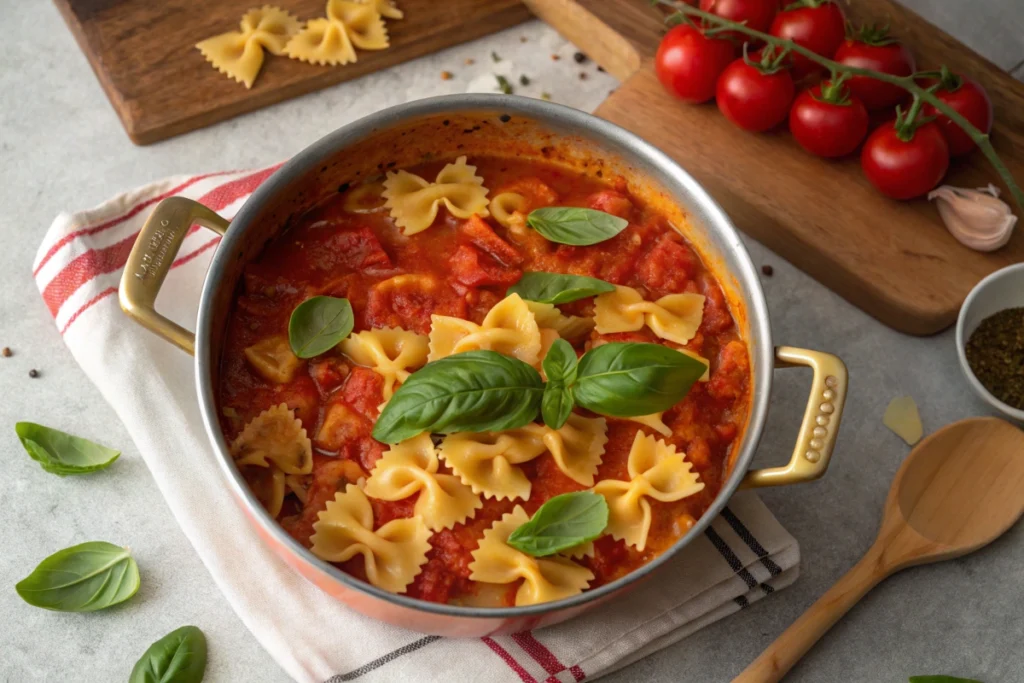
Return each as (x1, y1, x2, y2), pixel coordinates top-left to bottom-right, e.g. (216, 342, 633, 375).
(325, 635, 442, 682)
(705, 527, 773, 597)
(721, 507, 783, 577)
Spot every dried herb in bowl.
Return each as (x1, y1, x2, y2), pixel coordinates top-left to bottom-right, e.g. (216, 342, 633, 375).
(965, 307, 1024, 410)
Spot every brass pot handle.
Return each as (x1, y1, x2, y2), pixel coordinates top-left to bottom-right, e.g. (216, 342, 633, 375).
(741, 346, 848, 489)
(118, 197, 229, 356)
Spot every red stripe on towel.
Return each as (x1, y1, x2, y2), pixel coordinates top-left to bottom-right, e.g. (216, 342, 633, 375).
(482, 637, 538, 683)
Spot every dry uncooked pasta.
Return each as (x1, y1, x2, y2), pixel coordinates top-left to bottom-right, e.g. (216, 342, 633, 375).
(196, 6, 302, 88)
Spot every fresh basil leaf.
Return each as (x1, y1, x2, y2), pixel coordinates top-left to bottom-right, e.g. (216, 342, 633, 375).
(129, 625, 207, 683)
(373, 351, 544, 443)
(507, 271, 616, 304)
(16, 541, 140, 612)
(526, 207, 628, 246)
(909, 677, 983, 683)
(288, 296, 354, 358)
(575, 342, 707, 417)
(507, 491, 609, 556)
(15, 422, 120, 476)
(541, 339, 578, 429)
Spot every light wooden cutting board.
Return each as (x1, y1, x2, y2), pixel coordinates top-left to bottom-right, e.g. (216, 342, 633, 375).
(526, 0, 1024, 335)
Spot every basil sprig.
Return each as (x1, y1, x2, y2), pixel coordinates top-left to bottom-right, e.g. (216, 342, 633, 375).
(541, 339, 578, 429)
(15, 422, 120, 476)
(373, 351, 545, 443)
(526, 207, 628, 246)
(288, 295, 354, 358)
(129, 626, 207, 683)
(16, 541, 140, 612)
(507, 271, 615, 305)
(507, 491, 609, 556)
(575, 343, 708, 417)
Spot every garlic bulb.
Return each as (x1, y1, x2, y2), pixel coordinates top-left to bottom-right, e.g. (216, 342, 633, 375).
(928, 184, 1017, 252)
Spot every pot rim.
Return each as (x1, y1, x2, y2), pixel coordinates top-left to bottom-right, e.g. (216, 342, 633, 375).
(195, 94, 774, 619)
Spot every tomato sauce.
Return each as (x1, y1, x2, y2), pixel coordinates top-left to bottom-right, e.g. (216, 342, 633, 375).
(217, 156, 751, 605)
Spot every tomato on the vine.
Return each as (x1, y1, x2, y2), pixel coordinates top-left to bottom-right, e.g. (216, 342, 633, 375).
(861, 107, 950, 200)
(699, 0, 778, 34)
(716, 46, 795, 132)
(834, 24, 916, 110)
(789, 77, 869, 157)
(921, 70, 994, 156)
(655, 24, 737, 103)
(769, 0, 846, 77)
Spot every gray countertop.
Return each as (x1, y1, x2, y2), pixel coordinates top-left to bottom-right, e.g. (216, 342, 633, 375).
(2, 2, 1022, 682)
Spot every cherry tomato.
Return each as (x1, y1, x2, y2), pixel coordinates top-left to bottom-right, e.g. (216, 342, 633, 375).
(699, 0, 778, 34)
(789, 80, 869, 157)
(834, 25, 916, 110)
(769, 0, 846, 78)
(655, 24, 737, 103)
(861, 118, 949, 200)
(922, 73, 994, 156)
(716, 51, 795, 132)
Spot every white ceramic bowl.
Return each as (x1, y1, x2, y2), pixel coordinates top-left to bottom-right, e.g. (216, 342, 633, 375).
(956, 262, 1024, 422)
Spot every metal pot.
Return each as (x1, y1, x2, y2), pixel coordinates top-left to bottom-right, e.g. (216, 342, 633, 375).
(119, 94, 847, 636)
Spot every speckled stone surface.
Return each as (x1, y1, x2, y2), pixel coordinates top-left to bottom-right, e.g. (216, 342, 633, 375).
(2, 2, 1023, 682)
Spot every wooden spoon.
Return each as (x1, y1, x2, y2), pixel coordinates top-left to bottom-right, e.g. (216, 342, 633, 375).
(736, 417, 1024, 683)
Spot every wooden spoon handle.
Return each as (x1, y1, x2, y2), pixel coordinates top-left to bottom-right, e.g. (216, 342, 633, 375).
(734, 546, 888, 683)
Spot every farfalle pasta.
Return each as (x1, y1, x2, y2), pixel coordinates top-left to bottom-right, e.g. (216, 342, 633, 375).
(217, 153, 752, 608)
(363, 434, 481, 531)
(428, 293, 542, 365)
(231, 403, 313, 475)
(592, 432, 705, 551)
(469, 507, 594, 606)
(595, 285, 705, 346)
(327, 0, 389, 50)
(382, 156, 490, 235)
(438, 426, 547, 501)
(340, 327, 429, 401)
(244, 334, 301, 384)
(311, 484, 431, 593)
(196, 6, 302, 88)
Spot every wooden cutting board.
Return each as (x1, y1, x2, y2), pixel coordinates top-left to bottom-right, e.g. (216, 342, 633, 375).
(54, 0, 532, 145)
(525, 0, 1024, 335)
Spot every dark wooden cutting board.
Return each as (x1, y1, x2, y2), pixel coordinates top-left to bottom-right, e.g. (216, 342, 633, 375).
(525, 0, 1024, 335)
(54, 0, 532, 145)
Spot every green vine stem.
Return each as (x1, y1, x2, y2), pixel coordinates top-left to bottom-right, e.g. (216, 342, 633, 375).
(653, 0, 1024, 211)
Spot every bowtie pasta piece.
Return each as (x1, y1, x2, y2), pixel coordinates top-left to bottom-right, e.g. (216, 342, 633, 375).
(244, 334, 301, 383)
(525, 301, 595, 344)
(231, 403, 313, 475)
(241, 464, 286, 518)
(438, 415, 608, 499)
(196, 6, 302, 88)
(438, 426, 548, 501)
(361, 0, 404, 19)
(469, 507, 594, 606)
(594, 285, 705, 346)
(592, 432, 704, 551)
(327, 0, 389, 50)
(428, 293, 542, 365)
(284, 17, 357, 65)
(311, 484, 431, 593)
(625, 413, 672, 436)
(383, 156, 490, 235)
(339, 327, 429, 401)
(363, 434, 482, 530)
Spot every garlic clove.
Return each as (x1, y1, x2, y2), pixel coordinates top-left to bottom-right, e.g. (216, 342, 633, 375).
(928, 184, 1017, 252)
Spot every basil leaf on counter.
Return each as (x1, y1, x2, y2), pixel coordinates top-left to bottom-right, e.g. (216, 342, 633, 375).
(541, 339, 578, 429)
(909, 678, 983, 683)
(288, 296, 354, 358)
(129, 626, 207, 683)
(373, 351, 545, 443)
(507, 271, 615, 305)
(575, 342, 707, 417)
(15, 422, 120, 476)
(16, 541, 140, 612)
(526, 207, 628, 246)
(507, 491, 609, 557)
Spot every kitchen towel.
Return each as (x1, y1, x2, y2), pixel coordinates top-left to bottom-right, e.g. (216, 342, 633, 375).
(33, 166, 799, 683)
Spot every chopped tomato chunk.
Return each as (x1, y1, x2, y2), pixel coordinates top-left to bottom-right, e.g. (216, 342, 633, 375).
(637, 232, 699, 297)
(450, 244, 522, 287)
(708, 340, 749, 400)
(460, 214, 523, 265)
(587, 190, 634, 220)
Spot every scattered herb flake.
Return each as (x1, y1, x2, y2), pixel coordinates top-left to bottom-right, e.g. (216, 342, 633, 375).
(579, 72, 588, 80)
(519, 74, 531, 86)
(2, 346, 11, 357)
(28, 369, 39, 378)
(574, 51, 587, 64)
(465, 57, 475, 65)
(520, 36, 528, 43)
(491, 51, 501, 63)
(541, 91, 552, 101)
(551, 53, 560, 61)
(441, 70, 453, 80)
(762, 264, 774, 276)
(496, 75, 513, 95)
